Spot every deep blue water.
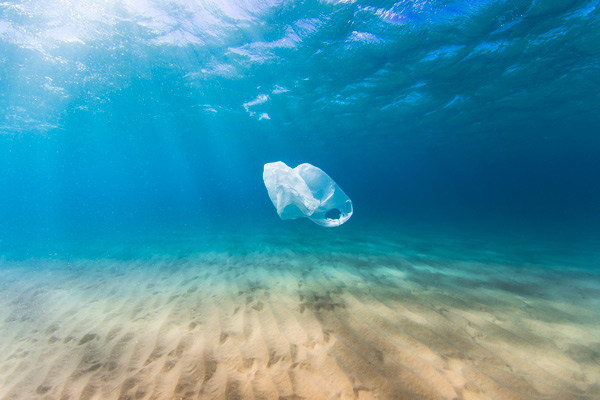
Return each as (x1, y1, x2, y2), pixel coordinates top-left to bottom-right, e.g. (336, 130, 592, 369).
(1, 0, 599, 256)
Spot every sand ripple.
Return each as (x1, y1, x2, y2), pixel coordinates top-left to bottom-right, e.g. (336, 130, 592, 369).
(0, 237, 598, 400)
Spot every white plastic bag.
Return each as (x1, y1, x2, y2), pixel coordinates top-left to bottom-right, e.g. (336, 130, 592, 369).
(263, 161, 353, 227)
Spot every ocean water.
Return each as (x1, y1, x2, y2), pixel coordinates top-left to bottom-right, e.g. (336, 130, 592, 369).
(1, 1, 600, 399)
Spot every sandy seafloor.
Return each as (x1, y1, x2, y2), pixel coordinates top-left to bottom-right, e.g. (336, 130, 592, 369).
(0, 226, 599, 400)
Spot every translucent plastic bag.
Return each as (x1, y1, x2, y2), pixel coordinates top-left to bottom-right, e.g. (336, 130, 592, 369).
(263, 161, 353, 227)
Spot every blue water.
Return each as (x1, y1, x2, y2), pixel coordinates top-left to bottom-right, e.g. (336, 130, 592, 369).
(1, 0, 600, 256)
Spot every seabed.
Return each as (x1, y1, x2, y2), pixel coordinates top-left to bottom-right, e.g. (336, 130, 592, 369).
(0, 228, 599, 400)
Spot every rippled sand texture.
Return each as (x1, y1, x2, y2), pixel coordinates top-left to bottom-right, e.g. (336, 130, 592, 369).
(0, 234, 599, 400)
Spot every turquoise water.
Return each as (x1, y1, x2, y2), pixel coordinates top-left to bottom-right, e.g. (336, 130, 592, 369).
(1, 1, 600, 399)
(1, 0, 599, 247)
